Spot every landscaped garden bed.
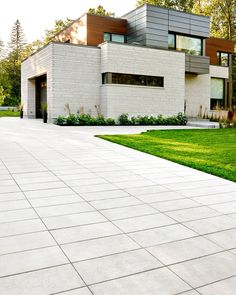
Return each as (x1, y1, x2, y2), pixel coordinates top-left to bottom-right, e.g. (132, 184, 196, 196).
(55, 112, 187, 126)
(98, 129, 236, 182)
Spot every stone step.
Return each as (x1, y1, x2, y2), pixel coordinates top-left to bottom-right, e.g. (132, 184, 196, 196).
(187, 120, 219, 128)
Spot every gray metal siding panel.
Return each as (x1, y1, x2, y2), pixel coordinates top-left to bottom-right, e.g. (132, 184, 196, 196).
(125, 4, 210, 51)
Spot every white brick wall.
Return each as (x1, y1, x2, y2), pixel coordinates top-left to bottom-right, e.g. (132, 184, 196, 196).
(185, 65, 229, 117)
(21, 44, 53, 118)
(100, 42, 186, 118)
(51, 43, 100, 119)
(185, 73, 210, 117)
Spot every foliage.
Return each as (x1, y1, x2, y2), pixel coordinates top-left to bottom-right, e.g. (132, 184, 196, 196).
(99, 129, 236, 182)
(193, 0, 236, 41)
(136, 0, 195, 12)
(117, 112, 187, 125)
(55, 113, 116, 126)
(41, 102, 47, 113)
(44, 18, 74, 44)
(0, 110, 20, 117)
(88, 5, 115, 17)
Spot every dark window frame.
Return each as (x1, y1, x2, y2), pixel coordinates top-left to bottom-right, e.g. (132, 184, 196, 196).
(168, 32, 204, 56)
(210, 77, 226, 110)
(217, 51, 229, 67)
(103, 32, 127, 43)
(102, 72, 164, 88)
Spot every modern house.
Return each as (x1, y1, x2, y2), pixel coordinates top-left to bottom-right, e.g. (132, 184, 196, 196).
(21, 4, 235, 122)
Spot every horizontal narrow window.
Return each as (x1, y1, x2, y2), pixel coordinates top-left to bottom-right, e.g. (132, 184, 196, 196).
(103, 33, 126, 43)
(102, 73, 164, 87)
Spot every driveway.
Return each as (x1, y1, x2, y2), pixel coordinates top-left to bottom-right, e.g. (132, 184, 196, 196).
(0, 118, 236, 295)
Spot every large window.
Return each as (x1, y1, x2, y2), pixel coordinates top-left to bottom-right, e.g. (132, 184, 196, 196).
(168, 33, 202, 56)
(104, 33, 126, 43)
(102, 73, 164, 87)
(210, 78, 225, 110)
(217, 52, 229, 67)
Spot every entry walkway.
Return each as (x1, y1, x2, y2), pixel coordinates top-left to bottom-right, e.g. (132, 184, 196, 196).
(0, 118, 235, 295)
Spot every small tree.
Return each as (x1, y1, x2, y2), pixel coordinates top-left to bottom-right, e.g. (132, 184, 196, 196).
(44, 18, 74, 44)
(88, 5, 115, 17)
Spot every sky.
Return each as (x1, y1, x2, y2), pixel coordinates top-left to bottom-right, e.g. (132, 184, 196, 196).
(0, 0, 137, 45)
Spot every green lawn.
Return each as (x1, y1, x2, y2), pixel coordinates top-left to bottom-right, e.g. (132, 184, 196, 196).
(0, 110, 20, 117)
(98, 129, 236, 182)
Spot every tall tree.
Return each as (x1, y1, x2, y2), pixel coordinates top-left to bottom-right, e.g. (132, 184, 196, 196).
(9, 19, 26, 60)
(193, 0, 236, 40)
(88, 5, 115, 17)
(136, 0, 195, 12)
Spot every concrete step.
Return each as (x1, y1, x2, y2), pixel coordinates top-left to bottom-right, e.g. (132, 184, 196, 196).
(187, 120, 219, 128)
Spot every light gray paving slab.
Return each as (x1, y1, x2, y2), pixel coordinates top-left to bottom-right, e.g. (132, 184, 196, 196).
(210, 201, 236, 214)
(197, 276, 236, 295)
(166, 206, 221, 222)
(35, 202, 94, 217)
(19, 181, 67, 191)
(0, 264, 84, 295)
(0, 246, 68, 277)
(147, 236, 222, 265)
(0, 231, 56, 255)
(0, 199, 31, 211)
(43, 211, 107, 230)
(129, 224, 197, 247)
(136, 191, 185, 203)
(101, 204, 157, 220)
(125, 185, 168, 196)
(24, 187, 76, 199)
(170, 252, 236, 288)
(51, 222, 121, 244)
(113, 213, 176, 233)
(0, 208, 38, 223)
(0, 219, 46, 238)
(30, 194, 84, 207)
(73, 183, 117, 194)
(62, 234, 140, 262)
(79, 189, 129, 201)
(0, 192, 25, 202)
(184, 215, 236, 235)
(151, 199, 200, 212)
(59, 288, 92, 295)
(74, 249, 162, 284)
(90, 267, 190, 295)
(192, 192, 236, 205)
(205, 228, 236, 249)
(89, 196, 142, 210)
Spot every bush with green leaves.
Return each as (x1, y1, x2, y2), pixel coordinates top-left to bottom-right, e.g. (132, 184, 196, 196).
(55, 112, 187, 126)
(55, 113, 116, 126)
(118, 112, 187, 126)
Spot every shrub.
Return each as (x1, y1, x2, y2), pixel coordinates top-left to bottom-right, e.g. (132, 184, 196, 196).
(118, 113, 130, 125)
(78, 114, 92, 125)
(176, 112, 188, 125)
(67, 114, 79, 126)
(55, 115, 67, 125)
(106, 118, 115, 125)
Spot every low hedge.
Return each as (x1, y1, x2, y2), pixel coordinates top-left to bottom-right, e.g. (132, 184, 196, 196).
(118, 112, 187, 126)
(55, 114, 115, 126)
(55, 112, 187, 126)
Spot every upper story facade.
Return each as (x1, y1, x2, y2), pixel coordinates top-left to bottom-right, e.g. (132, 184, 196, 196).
(54, 4, 234, 76)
